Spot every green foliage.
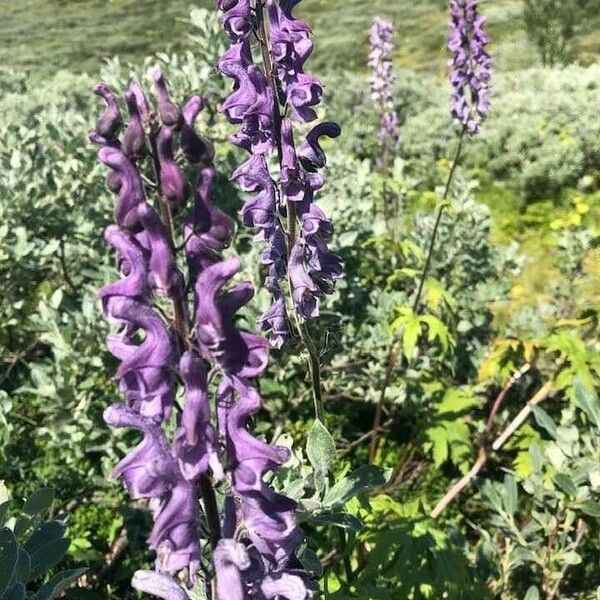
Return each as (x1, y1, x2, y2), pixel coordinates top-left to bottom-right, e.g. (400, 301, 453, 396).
(0, 485, 85, 599)
(523, 0, 600, 65)
(1, 4, 600, 599)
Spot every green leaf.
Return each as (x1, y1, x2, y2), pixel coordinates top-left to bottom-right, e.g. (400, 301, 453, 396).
(28, 537, 69, 580)
(0, 528, 18, 594)
(579, 500, 600, 517)
(554, 473, 577, 497)
(23, 521, 66, 557)
(322, 466, 390, 508)
(11, 549, 30, 585)
(34, 568, 87, 600)
(402, 314, 421, 360)
(573, 377, 600, 429)
(306, 420, 336, 477)
(561, 551, 582, 565)
(524, 586, 540, 600)
(298, 547, 323, 577)
(12, 516, 31, 539)
(436, 388, 479, 414)
(532, 405, 557, 439)
(22, 489, 54, 517)
(312, 513, 363, 531)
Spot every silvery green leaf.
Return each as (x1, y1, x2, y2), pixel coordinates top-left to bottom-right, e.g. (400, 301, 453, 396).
(306, 420, 336, 476)
(554, 473, 577, 497)
(532, 406, 557, 439)
(524, 586, 539, 600)
(503, 475, 518, 516)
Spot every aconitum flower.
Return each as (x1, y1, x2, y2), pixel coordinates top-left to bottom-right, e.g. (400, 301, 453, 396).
(215, 0, 342, 346)
(448, 0, 491, 134)
(368, 17, 400, 165)
(91, 69, 310, 598)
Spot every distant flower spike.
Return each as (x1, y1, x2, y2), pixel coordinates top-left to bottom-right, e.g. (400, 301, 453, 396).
(448, 0, 491, 134)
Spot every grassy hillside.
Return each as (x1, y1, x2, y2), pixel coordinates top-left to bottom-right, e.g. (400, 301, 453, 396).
(1, 0, 539, 76)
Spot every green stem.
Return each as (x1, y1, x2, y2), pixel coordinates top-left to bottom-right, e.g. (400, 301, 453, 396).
(367, 129, 466, 463)
(411, 128, 465, 313)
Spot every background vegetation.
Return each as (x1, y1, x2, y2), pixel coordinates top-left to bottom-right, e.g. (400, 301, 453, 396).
(1, 1, 600, 598)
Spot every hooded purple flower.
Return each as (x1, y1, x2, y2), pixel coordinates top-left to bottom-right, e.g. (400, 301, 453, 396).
(104, 405, 201, 581)
(448, 0, 491, 134)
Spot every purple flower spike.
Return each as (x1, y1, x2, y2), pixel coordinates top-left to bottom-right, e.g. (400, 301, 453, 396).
(153, 69, 183, 129)
(123, 88, 146, 161)
(157, 127, 190, 206)
(448, 0, 491, 134)
(94, 32, 315, 600)
(131, 571, 188, 600)
(369, 17, 400, 163)
(215, 0, 341, 337)
(93, 83, 123, 141)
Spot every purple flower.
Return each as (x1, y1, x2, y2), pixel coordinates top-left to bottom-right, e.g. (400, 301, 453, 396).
(104, 297, 175, 420)
(156, 127, 190, 206)
(98, 146, 146, 231)
(216, 0, 253, 42)
(153, 69, 183, 128)
(181, 96, 215, 165)
(448, 0, 491, 135)
(131, 571, 188, 600)
(216, 0, 341, 346)
(369, 17, 400, 163)
(174, 351, 221, 481)
(123, 86, 146, 161)
(94, 60, 311, 600)
(93, 83, 123, 142)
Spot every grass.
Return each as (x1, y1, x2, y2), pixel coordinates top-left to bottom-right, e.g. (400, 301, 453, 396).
(2, 0, 536, 77)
